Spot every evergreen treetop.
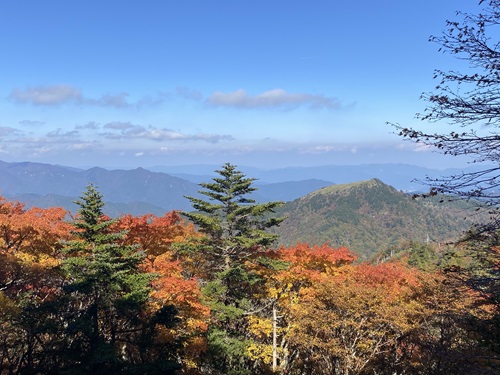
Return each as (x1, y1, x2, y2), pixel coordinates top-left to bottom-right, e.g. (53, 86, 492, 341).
(182, 163, 284, 271)
(62, 184, 152, 372)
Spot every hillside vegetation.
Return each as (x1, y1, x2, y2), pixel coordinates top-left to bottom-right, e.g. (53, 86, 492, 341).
(274, 179, 485, 259)
(1, 165, 498, 374)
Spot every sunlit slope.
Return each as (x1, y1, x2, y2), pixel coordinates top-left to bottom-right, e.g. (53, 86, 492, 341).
(274, 179, 483, 259)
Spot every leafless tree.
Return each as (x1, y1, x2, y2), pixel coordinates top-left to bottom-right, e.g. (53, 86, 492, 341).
(393, 0, 500, 233)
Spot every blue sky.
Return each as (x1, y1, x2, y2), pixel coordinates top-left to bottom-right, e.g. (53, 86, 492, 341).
(0, 0, 482, 169)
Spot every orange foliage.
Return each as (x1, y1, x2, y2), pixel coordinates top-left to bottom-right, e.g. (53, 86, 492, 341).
(151, 254, 208, 319)
(114, 211, 198, 259)
(285, 261, 424, 374)
(0, 196, 70, 259)
(151, 252, 209, 369)
(0, 196, 71, 307)
(278, 243, 356, 269)
(353, 261, 419, 285)
(347, 261, 421, 300)
(113, 211, 209, 369)
(274, 243, 356, 286)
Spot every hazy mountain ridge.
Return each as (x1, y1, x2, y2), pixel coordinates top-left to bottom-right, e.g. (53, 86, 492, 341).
(0, 162, 199, 212)
(0, 160, 486, 258)
(154, 163, 486, 192)
(273, 178, 484, 259)
(0, 161, 335, 213)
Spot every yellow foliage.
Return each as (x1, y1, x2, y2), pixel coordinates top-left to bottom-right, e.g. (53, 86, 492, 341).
(246, 342, 273, 364)
(15, 251, 60, 268)
(247, 315, 272, 340)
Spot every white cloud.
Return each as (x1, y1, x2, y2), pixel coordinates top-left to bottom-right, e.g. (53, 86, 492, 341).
(32, 146, 54, 155)
(9, 85, 164, 108)
(10, 85, 82, 105)
(396, 142, 433, 152)
(88, 92, 131, 108)
(206, 88, 342, 110)
(176, 87, 203, 101)
(103, 121, 136, 130)
(46, 128, 80, 138)
(76, 121, 100, 130)
(297, 144, 373, 155)
(70, 143, 95, 150)
(413, 144, 432, 152)
(101, 122, 234, 143)
(315, 145, 335, 153)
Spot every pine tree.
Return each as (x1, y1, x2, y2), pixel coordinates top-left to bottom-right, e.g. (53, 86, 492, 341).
(61, 184, 152, 373)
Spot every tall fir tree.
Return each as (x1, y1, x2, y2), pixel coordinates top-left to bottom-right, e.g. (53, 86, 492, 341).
(61, 184, 152, 373)
(182, 162, 284, 274)
(182, 163, 284, 374)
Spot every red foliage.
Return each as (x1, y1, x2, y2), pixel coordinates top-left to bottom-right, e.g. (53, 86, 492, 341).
(114, 211, 197, 259)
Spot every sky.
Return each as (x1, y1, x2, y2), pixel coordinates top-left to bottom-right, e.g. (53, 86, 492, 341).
(0, 0, 484, 170)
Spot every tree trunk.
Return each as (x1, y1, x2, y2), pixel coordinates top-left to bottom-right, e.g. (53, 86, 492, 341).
(272, 303, 277, 372)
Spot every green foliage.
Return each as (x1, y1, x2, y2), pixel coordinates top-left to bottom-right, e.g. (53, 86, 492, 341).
(274, 179, 485, 260)
(206, 327, 254, 375)
(61, 184, 153, 372)
(183, 163, 284, 273)
(405, 241, 439, 271)
(182, 163, 285, 374)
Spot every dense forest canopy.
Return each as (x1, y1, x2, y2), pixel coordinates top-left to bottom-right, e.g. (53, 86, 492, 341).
(1, 163, 499, 374)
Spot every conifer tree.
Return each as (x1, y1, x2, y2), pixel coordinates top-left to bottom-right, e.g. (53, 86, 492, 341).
(183, 162, 284, 274)
(62, 184, 152, 373)
(182, 163, 284, 374)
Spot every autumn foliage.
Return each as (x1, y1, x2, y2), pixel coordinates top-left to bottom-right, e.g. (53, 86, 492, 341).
(0, 191, 498, 374)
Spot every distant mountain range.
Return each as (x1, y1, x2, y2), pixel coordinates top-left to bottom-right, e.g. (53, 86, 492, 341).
(0, 160, 336, 214)
(273, 179, 484, 260)
(0, 160, 486, 258)
(0, 161, 199, 214)
(152, 163, 484, 192)
(0, 160, 483, 215)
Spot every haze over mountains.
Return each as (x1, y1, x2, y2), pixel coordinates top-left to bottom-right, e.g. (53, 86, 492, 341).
(151, 163, 478, 188)
(0, 160, 482, 210)
(0, 159, 482, 212)
(0, 160, 484, 257)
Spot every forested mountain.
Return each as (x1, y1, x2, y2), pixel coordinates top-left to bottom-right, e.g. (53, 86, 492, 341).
(274, 179, 485, 259)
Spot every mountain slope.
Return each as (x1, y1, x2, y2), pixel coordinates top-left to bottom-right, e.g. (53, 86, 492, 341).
(273, 179, 484, 259)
